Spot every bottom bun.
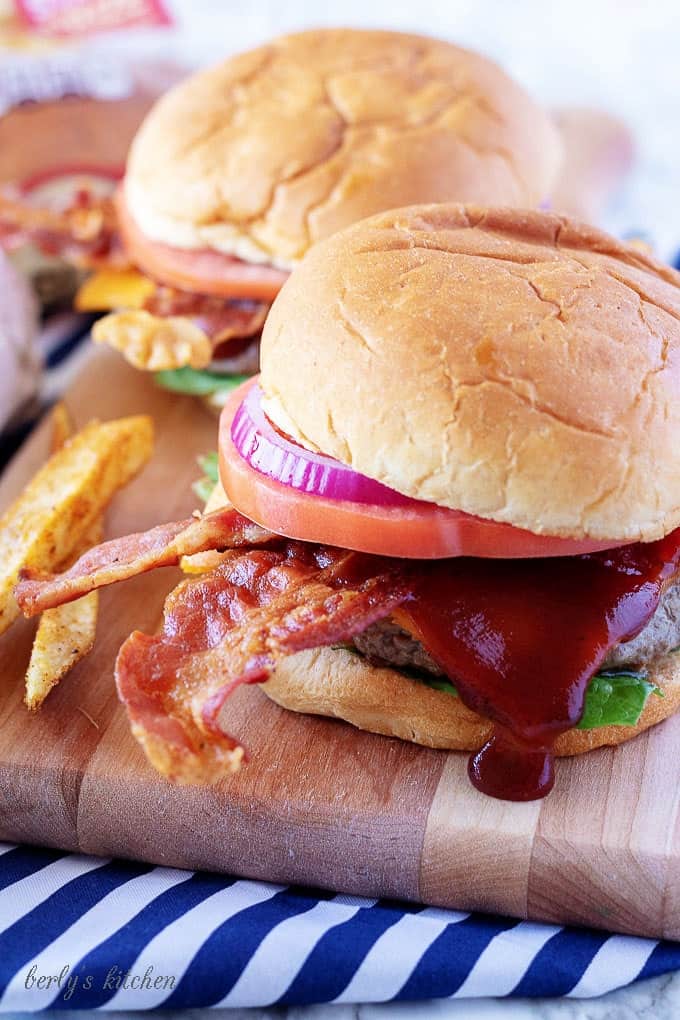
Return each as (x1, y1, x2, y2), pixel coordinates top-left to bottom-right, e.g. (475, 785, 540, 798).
(262, 647, 680, 756)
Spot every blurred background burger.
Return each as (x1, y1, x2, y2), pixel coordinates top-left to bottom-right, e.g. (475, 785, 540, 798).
(3, 27, 564, 410)
(0, 0, 675, 440)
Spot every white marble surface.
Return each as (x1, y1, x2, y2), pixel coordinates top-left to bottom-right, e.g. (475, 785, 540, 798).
(7, 2, 680, 1016)
(3, 970, 680, 1018)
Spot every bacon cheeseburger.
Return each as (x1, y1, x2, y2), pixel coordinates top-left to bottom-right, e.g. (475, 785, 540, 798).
(2, 30, 560, 405)
(16, 206, 680, 801)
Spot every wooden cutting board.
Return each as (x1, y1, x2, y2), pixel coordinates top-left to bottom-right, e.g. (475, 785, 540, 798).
(1, 347, 679, 939)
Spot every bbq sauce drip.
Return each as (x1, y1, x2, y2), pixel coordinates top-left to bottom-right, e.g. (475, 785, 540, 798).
(398, 530, 680, 801)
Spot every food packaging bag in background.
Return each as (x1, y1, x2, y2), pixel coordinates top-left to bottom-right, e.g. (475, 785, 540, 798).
(0, 51, 180, 309)
(0, 0, 180, 303)
(0, 0, 180, 439)
(12, 0, 172, 35)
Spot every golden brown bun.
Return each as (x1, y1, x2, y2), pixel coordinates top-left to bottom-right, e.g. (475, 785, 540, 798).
(261, 204, 680, 543)
(125, 29, 561, 266)
(263, 647, 680, 757)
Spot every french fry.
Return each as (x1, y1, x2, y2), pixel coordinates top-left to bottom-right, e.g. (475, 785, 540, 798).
(25, 517, 103, 709)
(0, 415, 153, 635)
(50, 402, 74, 454)
(26, 405, 104, 706)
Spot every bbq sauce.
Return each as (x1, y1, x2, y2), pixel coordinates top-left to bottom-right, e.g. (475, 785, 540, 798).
(398, 530, 680, 801)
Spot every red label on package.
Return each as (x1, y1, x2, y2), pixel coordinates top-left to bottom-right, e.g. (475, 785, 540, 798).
(15, 0, 172, 36)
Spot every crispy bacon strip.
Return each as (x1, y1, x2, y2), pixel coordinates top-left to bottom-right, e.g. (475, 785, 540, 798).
(92, 297, 267, 372)
(0, 188, 125, 268)
(144, 287, 268, 346)
(1, 191, 273, 332)
(15, 508, 271, 616)
(116, 544, 409, 783)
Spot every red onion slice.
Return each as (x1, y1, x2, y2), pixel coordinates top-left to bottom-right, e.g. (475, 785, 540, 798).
(230, 383, 421, 507)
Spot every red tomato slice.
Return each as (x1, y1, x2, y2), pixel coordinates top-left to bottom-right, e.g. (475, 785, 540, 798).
(219, 381, 624, 559)
(116, 187, 289, 301)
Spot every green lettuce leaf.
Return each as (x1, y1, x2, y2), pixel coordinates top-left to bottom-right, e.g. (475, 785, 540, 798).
(577, 671, 662, 729)
(197, 451, 219, 483)
(420, 676, 458, 696)
(192, 451, 220, 504)
(154, 367, 249, 396)
(419, 668, 662, 730)
(192, 477, 215, 503)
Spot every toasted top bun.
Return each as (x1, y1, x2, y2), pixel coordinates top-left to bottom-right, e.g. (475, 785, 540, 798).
(124, 29, 561, 268)
(260, 204, 680, 543)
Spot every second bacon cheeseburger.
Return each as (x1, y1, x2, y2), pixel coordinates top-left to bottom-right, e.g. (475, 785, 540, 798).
(15, 206, 680, 801)
(2, 29, 560, 405)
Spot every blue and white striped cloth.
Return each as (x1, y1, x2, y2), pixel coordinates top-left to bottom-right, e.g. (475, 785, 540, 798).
(0, 843, 678, 1010)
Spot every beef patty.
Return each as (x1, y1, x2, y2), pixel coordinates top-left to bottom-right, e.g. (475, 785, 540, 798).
(353, 582, 680, 676)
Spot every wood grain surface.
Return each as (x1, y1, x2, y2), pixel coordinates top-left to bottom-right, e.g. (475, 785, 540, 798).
(0, 347, 678, 938)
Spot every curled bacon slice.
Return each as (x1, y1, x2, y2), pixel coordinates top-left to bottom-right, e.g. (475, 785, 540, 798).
(143, 287, 268, 345)
(193, 304, 267, 347)
(1, 185, 283, 310)
(15, 508, 271, 615)
(116, 544, 409, 783)
(0, 188, 125, 268)
(91, 291, 268, 372)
